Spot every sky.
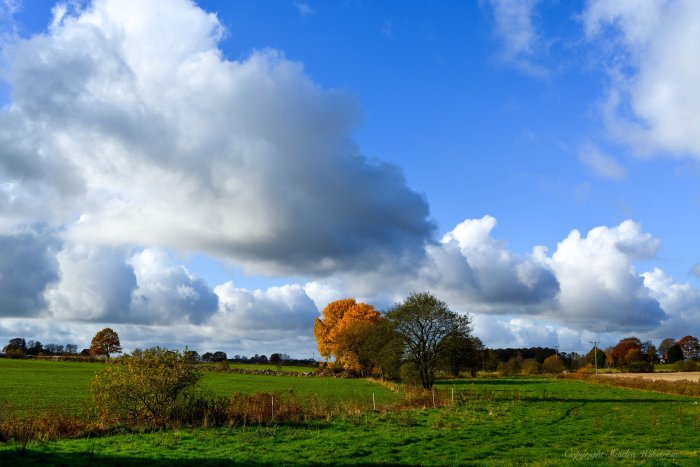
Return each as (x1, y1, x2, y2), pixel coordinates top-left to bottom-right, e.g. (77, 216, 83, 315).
(0, 0, 698, 358)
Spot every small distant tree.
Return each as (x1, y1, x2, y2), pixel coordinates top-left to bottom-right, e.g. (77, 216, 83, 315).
(183, 349, 200, 362)
(677, 336, 700, 360)
(3, 338, 27, 357)
(269, 353, 283, 367)
(610, 337, 642, 368)
(90, 328, 122, 360)
(210, 351, 227, 362)
(658, 337, 676, 362)
(586, 346, 605, 370)
(201, 352, 213, 362)
(667, 344, 684, 363)
(65, 344, 78, 354)
(26, 341, 44, 356)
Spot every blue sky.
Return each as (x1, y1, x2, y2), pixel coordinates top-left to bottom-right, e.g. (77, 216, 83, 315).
(0, 0, 698, 357)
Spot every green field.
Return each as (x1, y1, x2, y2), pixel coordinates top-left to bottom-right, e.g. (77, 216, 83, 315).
(2, 360, 700, 465)
(0, 359, 395, 413)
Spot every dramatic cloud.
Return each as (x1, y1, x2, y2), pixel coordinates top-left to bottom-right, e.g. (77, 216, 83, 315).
(486, 0, 546, 76)
(0, 230, 60, 317)
(212, 282, 317, 334)
(0, 0, 432, 276)
(584, 0, 700, 158)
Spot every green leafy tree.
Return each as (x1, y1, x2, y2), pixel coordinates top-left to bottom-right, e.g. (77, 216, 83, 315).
(386, 292, 472, 389)
(658, 337, 676, 361)
(90, 328, 122, 360)
(586, 346, 605, 369)
(667, 344, 684, 363)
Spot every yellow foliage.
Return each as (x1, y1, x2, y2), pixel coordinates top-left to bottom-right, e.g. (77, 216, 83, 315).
(313, 298, 379, 371)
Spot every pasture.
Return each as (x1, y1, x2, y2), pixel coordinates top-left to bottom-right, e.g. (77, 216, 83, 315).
(2, 359, 700, 464)
(0, 358, 395, 414)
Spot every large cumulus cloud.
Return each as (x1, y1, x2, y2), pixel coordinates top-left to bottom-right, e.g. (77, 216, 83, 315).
(583, 0, 700, 158)
(0, 0, 433, 276)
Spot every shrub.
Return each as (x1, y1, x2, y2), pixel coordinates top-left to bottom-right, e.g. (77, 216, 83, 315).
(673, 360, 699, 372)
(498, 357, 521, 376)
(542, 355, 565, 374)
(628, 360, 653, 373)
(90, 347, 200, 427)
(520, 359, 541, 375)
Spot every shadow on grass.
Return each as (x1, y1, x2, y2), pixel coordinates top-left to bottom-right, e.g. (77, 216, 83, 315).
(0, 451, 265, 466)
(0, 451, 409, 466)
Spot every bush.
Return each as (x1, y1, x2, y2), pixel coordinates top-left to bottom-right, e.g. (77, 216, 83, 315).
(520, 359, 541, 375)
(90, 347, 200, 427)
(673, 360, 699, 372)
(627, 360, 653, 372)
(498, 357, 521, 376)
(542, 355, 565, 374)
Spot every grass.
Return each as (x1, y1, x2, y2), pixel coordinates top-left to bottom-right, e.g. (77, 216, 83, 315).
(2, 376, 699, 465)
(0, 358, 395, 414)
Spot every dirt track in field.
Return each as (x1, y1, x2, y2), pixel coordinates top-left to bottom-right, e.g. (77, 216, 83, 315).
(598, 372, 700, 382)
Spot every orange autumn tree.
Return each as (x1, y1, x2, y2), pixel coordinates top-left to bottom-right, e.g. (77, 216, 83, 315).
(313, 298, 380, 372)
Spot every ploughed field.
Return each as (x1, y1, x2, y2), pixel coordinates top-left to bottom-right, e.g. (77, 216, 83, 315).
(1, 359, 700, 465)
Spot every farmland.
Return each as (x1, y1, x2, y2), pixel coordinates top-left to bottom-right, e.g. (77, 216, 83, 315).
(0, 359, 393, 414)
(2, 359, 700, 465)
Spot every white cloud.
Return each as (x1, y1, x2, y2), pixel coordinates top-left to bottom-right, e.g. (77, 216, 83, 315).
(486, 0, 547, 76)
(642, 268, 700, 339)
(584, 0, 700, 158)
(546, 220, 665, 331)
(294, 1, 314, 17)
(0, 0, 433, 276)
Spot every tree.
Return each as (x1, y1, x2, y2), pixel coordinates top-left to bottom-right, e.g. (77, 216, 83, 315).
(677, 335, 700, 360)
(90, 328, 122, 360)
(210, 351, 227, 362)
(65, 344, 78, 354)
(586, 346, 605, 370)
(3, 338, 27, 356)
(438, 334, 483, 377)
(26, 341, 44, 356)
(610, 337, 642, 368)
(269, 353, 283, 366)
(667, 344, 684, 363)
(359, 318, 403, 379)
(386, 292, 472, 389)
(658, 337, 676, 362)
(313, 298, 380, 371)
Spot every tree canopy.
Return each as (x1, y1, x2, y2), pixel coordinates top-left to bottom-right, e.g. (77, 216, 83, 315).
(313, 298, 380, 371)
(387, 292, 472, 389)
(90, 328, 122, 360)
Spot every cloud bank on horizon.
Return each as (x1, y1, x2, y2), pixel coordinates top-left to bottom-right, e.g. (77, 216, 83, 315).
(0, 0, 698, 356)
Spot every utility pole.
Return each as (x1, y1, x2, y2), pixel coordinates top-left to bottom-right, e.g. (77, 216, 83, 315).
(554, 345, 559, 360)
(589, 341, 600, 374)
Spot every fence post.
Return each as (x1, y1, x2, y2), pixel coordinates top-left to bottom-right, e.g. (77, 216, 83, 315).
(271, 395, 275, 420)
(432, 388, 436, 408)
(372, 393, 376, 411)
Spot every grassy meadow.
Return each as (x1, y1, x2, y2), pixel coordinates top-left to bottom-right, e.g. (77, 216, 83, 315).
(2, 359, 700, 465)
(0, 359, 393, 414)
